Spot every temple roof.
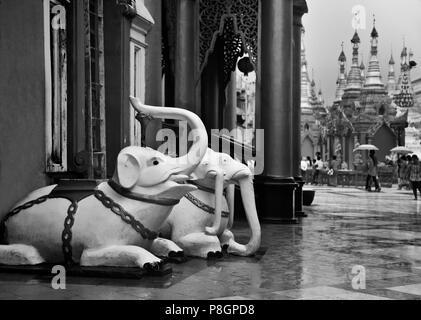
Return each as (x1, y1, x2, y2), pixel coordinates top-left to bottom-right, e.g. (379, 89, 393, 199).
(338, 50, 346, 62)
(344, 31, 362, 95)
(363, 20, 385, 91)
(389, 53, 395, 65)
(370, 26, 378, 38)
(335, 44, 348, 102)
(351, 31, 360, 44)
(401, 46, 407, 57)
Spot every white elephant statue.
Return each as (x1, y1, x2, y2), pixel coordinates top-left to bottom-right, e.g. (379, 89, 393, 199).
(0, 99, 208, 270)
(159, 148, 261, 258)
(129, 101, 261, 259)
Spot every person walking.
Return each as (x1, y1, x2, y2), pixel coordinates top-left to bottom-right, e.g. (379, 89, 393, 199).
(329, 155, 340, 187)
(306, 156, 312, 173)
(300, 156, 309, 183)
(407, 155, 413, 191)
(365, 150, 381, 192)
(406, 155, 421, 200)
(312, 156, 323, 185)
(397, 155, 409, 190)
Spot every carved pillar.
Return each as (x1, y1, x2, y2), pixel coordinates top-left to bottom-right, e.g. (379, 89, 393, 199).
(255, 0, 297, 224)
(174, 0, 196, 113)
(292, 1, 308, 218)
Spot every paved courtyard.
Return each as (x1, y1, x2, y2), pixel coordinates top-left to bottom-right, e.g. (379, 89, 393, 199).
(1, 185, 421, 300)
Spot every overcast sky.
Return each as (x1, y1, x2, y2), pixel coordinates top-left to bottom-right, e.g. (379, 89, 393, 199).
(302, 0, 421, 106)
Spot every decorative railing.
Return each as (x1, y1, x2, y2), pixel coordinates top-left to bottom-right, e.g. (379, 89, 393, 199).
(303, 166, 396, 188)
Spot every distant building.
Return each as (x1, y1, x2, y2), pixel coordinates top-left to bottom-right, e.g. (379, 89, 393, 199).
(405, 76, 421, 156)
(300, 28, 327, 160)
(301, 19, 413, 167)
(236, 70, 256, 145)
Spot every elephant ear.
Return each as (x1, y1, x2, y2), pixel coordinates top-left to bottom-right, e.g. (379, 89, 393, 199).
(116, 151, 142, 189)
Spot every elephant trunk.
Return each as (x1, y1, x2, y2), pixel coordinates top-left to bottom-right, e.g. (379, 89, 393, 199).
(228, 176, 261, 256)
(129, 97, 208, 176)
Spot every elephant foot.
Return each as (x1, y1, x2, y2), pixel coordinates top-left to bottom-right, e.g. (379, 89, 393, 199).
(0, 244, 45, 266)
(167, 250, 187, 264)
(150, 237, 184, 261)
(207, 251, 223, 259)
(143, 260, 164, 272)
(177, 233, 222, 259)
(80, 245, 162, 269)
(219, 230, 235, 250)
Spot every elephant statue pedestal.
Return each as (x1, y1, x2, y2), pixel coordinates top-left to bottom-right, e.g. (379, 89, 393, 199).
(0, 261, 173, 279)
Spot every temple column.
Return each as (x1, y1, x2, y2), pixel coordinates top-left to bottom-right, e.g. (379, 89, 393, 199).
(292, 1, 308, 218)
(224, 72, 237, 131)
(201, 50, 221, 134)
(145, 0, 163, 149)
(174, 0, 196, 113)
(255, 0, 297, 223)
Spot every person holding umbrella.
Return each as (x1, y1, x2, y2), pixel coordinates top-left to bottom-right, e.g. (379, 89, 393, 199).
(354, 144, 381, 192)
(390, 146, 414, 190)
(366, 150, 381, 192)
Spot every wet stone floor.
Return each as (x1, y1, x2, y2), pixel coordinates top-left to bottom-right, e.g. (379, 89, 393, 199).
(1, 186, 421, 300)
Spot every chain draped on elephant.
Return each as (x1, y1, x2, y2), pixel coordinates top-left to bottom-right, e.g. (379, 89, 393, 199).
(0, 97, 208, 270)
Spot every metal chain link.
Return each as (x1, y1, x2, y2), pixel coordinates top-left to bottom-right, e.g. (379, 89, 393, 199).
(184, 193, 230, 218)
(94, 190, 158, 241)
(1, 195, 78, 265)
(62, 201, 78, 265)
(0, 196, 49, 246)
(2, 190, 159, 263)
(5, 196, 49, 219)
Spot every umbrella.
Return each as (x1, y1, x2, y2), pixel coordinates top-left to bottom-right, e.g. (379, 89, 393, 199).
(390, 146, 413, 154)
(353, 144, 379, 152)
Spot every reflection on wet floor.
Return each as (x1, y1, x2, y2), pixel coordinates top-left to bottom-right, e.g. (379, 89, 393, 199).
(1, 186, 421, 299)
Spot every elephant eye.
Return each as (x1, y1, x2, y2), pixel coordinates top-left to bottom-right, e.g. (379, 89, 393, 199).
(147, 157, 162, 167)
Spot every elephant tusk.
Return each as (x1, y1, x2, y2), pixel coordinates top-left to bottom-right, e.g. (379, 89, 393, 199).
(205, 171, 224, 236)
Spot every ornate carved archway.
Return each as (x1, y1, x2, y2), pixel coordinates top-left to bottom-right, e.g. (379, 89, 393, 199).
(199, 0, 259, 87)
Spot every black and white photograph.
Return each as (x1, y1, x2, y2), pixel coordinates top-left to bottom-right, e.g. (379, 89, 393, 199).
(1, 0, 421, 310)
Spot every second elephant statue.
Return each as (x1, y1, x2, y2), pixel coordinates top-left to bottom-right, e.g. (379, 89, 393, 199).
(130, 99, 261, 259)
(160, 148, 262, 258)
